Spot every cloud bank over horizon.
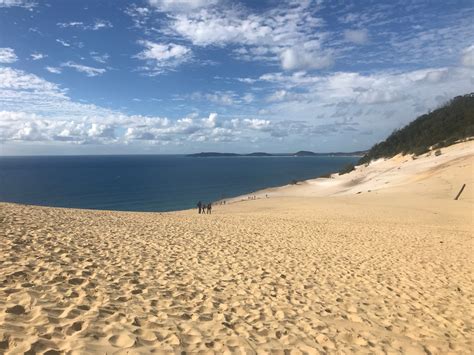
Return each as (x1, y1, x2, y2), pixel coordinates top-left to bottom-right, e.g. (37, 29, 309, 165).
(0, 0, 473, 155)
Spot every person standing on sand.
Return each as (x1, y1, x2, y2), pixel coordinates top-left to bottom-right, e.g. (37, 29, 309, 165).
(197, 201, 202, 214)
(207, 203, 212, 214)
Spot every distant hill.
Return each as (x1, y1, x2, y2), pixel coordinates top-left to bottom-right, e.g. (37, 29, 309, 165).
(359, 93, 474, 164)
(187, 150, 366, 158)
(187, 152, 240, 157)
(293, 150, 316, 156)
(292, 150, 368, 157)
(246, 152, 274, 157)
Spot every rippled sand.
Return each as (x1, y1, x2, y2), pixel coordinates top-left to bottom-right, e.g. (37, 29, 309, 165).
(0, 143, 473, 354)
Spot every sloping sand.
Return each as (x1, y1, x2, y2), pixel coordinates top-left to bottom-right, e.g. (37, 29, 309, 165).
(0, 142, 473, 354)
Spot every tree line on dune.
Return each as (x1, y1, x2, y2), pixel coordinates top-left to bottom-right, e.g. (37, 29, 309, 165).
(338, 93, 474, 175)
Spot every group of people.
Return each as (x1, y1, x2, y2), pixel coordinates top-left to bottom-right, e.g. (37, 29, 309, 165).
(196, 201, 212, 214)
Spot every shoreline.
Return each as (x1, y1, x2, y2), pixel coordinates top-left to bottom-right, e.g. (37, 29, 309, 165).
(226, 140, 473, 203)
(1, 141, 473, 353)
(0, 155, 359, 214)
(1, 140, 472, 213)
(1, 141, 470, 216)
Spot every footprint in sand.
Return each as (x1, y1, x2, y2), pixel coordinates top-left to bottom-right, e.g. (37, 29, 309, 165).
(108, 333, 136, 348)
(71, 321, 83, 332)
(68, 277, 85, 285)
(134, 329, 157, 342)
(6, 305, 26, 315)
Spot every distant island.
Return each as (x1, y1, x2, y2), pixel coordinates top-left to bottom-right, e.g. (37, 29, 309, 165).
(187, 150, 368, 158)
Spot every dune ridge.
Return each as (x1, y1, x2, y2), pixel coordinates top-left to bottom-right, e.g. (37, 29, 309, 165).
(0, 141, 473, 354)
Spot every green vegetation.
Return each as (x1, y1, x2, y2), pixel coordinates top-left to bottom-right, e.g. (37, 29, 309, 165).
(359, 93, 474, 164)
(338, 93, 473, 175)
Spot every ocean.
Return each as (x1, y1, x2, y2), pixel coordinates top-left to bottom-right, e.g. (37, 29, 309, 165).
(0, 155, 358, 212)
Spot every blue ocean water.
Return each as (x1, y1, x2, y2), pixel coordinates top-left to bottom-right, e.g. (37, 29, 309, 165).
(0, 155, 358, 212)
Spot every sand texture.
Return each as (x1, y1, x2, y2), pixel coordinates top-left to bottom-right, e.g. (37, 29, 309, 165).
(0, 142, 473, 354)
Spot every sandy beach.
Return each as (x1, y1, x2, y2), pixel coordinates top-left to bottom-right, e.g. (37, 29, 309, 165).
(1, 141, 473, 354)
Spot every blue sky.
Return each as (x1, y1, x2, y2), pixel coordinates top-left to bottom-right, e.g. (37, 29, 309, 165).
(0, 0, 473, 155)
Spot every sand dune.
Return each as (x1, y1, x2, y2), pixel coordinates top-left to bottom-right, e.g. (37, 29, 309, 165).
(0, 142, 473, 354)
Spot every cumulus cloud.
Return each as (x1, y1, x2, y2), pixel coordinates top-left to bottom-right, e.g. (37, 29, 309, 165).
(135, 40, 191, 75)
(0, 48, 18, 63)
(0, 67, 337, 147)
(461, 45, 474, 67)
(280, 47, 333, 71)
(171, 9, 272, 46)
(0, 67, 301, 146)
(156, 2, 330, 71)
(260, 68, 472, 106)
(61, 62, 106, 77)
(0, 111, 117, 143)
(4, 63, 472, 150)
(344, 29, 369, 44)
(0, 109, 284, 145)
(252, 65, 474, 147)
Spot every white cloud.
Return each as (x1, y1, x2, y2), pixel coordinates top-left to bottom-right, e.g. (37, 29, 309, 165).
(57, 20, 113, 31)
(171, 9, 271, 46)
(30, 52, 46, 60)
(45, 66, 62, 74)
(0, 67, 289, 146)
(252, 65, 474, 146)
(241, 118, 271, 131)
(242, 93, 254, 103)
(2, 65, 472, 150)
(136, 40, 191, 74)
(56, 39, 71, 47)
(138, 41, 190, 61)
(0, 67, 109, 121)
(191, 91, 234, 105)
(0, 67, 62, 92)
(280, 47, 333, 71)
(344, 29, 369, 44)
(57, 21, 84, 28)
(266, 90, 290, 103)
(190, 91, 256, 106)
(61, 62, 106, 77)
(91, 20, 113, 30)
(165, 3, 330, 71)
(148, 0, 219, 12)
(0, 0, 34, 8)
(461, 45, 474, 67)
(237, 77, 257, 84)
(0, 48, 18, 63)
(0, 110, 282, 145)
(90, 52, 110, 63)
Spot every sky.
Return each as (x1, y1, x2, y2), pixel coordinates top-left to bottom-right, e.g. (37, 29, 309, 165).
(0, 0, 473, 155)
